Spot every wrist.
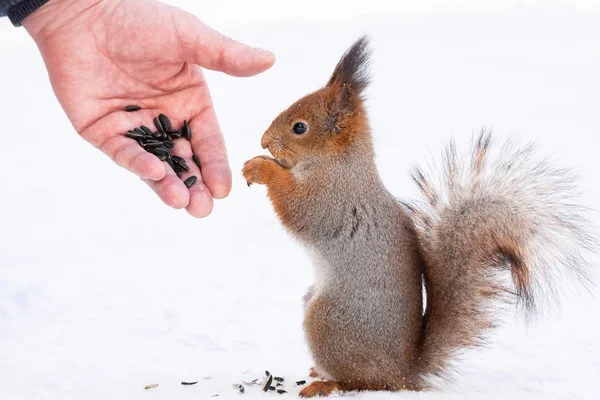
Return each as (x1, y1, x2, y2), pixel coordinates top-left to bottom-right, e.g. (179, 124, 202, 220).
(6, 0, 50, 26)
(22, 0, 108, 43)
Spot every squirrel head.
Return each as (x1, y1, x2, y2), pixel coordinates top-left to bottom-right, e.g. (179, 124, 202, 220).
(261, 36, 373, 168)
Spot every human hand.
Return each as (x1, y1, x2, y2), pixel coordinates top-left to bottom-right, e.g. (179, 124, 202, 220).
(23, 0, 275, 217)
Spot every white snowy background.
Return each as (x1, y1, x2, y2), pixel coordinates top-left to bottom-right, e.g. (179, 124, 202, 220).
(1, 0, 599, 399)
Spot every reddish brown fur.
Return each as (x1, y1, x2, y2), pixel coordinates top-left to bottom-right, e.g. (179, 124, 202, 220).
(242, 156, 299, 224)
(258, 85, 371, 171)
(299, 381, 347, 398)
(244, 82, 371, 228)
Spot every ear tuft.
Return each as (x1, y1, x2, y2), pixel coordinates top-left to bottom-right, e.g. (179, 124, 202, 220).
(327, 35, 372, 95)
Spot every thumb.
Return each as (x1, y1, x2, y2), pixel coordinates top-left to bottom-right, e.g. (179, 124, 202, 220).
(177, 14, 276, 77)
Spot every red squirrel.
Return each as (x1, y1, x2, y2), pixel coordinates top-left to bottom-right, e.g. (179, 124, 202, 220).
(242, 36, 595, 397)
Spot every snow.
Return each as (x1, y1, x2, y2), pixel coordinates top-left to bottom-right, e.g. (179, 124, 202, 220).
(1, 1, 599, 399)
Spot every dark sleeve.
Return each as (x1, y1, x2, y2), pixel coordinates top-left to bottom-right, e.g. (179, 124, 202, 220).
(0, 0, 51, 26)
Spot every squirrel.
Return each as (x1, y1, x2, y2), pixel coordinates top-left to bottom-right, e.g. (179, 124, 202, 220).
(242, 36, 595, 397)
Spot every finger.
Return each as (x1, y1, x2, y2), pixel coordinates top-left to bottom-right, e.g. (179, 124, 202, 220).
(185, 182, 214, 218)
(170, 138, 215, 218)
(176, 13, 275, 77)
(100, 136, 166, 181)
(189, 105, 232, 199)
(142, 166, 190, 210)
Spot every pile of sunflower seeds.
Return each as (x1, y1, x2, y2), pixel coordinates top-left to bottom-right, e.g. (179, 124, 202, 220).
(123, 107, 201, 188)
(143, 370, 308, 395)
(231, 370, 307, 395)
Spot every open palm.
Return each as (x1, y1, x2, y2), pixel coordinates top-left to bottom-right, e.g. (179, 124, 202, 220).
(24, 0, 275, 217)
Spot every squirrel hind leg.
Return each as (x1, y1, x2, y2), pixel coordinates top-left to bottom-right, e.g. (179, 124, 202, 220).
(299, 381, 348, 398)
(298, 379, 411, 397)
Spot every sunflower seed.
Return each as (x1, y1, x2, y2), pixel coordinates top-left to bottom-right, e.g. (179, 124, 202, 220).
(140, 125, 153, 136)
(184, 176, 197, 188)
(182, 120, 191, 140)
(158, 114, 171, 131)
(193, 154, 201, 169)
(134, 127, 147, 136)
(166, 156, 176, 171)
(144, 384, 158, 390)
(144, 139, 162, 145)
(163, 141, 175, 149)
(154, 145, 171, 153)
(179, 160, 190, 172)
(262, 375, 273, 392)
(296, 380, 306, 386)
(136, 138, 145, 147)
(144, 142, 164, 149)
(125, 131, 145, 140)
(156, 153, 168, 161)
(153, 117, 164, 133)
(277, 389, 287, 394)
(153, 147, 171, 157)
(181, 381, 198, 386)
(125, 105, 141, 112)
(232, 384, 245, 393)
(172, 156, 190, 171)
(169, 133, 182, 139)
(273, 377, 284, 382)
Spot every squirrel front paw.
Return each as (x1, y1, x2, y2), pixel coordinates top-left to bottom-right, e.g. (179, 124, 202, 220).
(242, 156, 279, 186)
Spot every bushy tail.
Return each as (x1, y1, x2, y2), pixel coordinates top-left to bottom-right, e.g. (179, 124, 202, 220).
(402, 129, 596, 387)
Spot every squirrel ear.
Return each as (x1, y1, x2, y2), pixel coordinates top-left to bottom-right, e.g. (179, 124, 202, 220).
(326, 35, 372, 96)
(324, 35, 372, 133)
(325, 84, 356, 133)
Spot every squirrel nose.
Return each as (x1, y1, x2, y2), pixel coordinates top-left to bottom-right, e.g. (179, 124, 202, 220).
(261, 133, 272, 150)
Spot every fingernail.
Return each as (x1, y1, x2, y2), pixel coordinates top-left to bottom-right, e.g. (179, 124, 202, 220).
(254, 47, 274, 58)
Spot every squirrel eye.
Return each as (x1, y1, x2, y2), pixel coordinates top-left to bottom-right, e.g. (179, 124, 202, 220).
(292, 122, 308, 134)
